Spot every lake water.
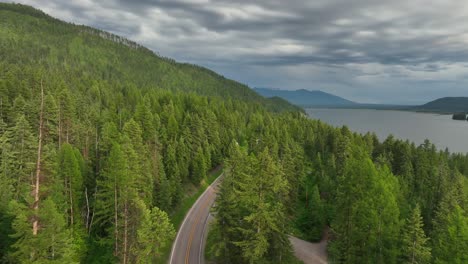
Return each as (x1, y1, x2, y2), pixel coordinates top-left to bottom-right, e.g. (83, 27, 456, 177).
(306, 108, 468, 154)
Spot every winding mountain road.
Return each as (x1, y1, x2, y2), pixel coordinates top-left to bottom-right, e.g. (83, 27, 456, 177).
(169, 174, 328, 264)
(169, 175, 222, 264)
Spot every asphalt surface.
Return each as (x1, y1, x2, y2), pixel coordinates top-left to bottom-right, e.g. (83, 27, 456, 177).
(169, 173, 329, 264)
(169, 176, 222, 264)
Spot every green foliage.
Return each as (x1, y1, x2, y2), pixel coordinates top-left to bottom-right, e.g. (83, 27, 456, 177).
(0, 3, 466, 264)
(9, 199, 79, 263)
(432, 179, 468, 264)
(400, 205, 432, 264)
(133, 200, 175, 263)
(0, 3, 300, 114)
(190, 147, 207, 184)
(329, 149, 401, 264)
(211, 144, 293, 263)
(295, 184, 325, 241)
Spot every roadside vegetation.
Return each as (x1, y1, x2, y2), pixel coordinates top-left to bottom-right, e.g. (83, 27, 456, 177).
(0, 3, 467, 264)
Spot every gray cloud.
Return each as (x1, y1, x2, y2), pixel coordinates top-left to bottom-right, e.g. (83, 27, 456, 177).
(5, 0, 468, 103)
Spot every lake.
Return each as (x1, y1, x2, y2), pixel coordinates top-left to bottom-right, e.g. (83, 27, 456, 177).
(306, 108, 468, 154)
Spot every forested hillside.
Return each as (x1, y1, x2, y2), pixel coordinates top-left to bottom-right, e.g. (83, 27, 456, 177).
(0, 3, 467, 264)
(254, 87, 356, 107)
(0, 3, 300, 114)
(416, 97, 468, 113)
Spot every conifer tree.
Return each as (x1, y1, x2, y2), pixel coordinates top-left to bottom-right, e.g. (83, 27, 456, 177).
(190, 146, 206, 184)
(432, 204, 468, 263)
(94, 143, 127, 256)
(57, 143, 83, 229)
(132, 199, 175, 263)
(296, 184, 325, 241)
(0, 115, 36, 201)
(9, 198, 78, 263)
(401, 205, 431, 264)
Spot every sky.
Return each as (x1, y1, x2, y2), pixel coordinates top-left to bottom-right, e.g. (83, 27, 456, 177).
(7, 0, 468, 104)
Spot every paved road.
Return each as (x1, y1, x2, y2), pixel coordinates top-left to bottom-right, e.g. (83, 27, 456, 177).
(169, 173, 329, 264)
(169, 175, 222, 264)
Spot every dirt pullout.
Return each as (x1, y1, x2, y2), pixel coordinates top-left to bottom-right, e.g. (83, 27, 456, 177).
(289, 232, 328, 264)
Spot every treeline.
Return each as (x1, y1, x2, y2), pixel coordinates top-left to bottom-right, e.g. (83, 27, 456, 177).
(0, 3, 300, 113)
(0, 3, 300, 262)
(452, 113, 467, 120)
(210, 120, 468, 263)
(0, 3, 467, 264)
(0, 65, 298, 262)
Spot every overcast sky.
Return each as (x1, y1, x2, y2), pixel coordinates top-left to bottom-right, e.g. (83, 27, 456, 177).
(8, 0, 468, 104)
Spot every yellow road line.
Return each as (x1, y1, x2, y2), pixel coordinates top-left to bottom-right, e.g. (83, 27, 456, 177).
(185, 189, 213, 264)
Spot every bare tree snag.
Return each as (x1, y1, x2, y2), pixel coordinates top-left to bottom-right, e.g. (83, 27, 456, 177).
(123, 200, 128, 264)
(33, 78, 44, 236)
(114, 184, 119, 256)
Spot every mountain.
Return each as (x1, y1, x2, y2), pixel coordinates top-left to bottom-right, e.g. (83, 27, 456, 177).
(415, 97, 468, 113)
(254, 87, 357, 107)
(0, 3, 300, 113)
(0, 4, 307, 262)
(1, 4, 467, 264)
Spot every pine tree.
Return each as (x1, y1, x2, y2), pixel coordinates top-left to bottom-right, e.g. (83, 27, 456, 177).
(134, 97, 155, 143)
(57, 143, 83, 229)
(296, 184, 325, 241)
(132, 199, 175, 263)
(330, 149, 400, 264)
(57, 88, 75, 146)
(190, 146, 206, 184)
(401, 205, 431, 264)
(210, 140, 250, 263)
(94, 143, 127, 257)
(9, 198, 78, 263)
(0, 115, 36, 201)
(372, 165, 401, 263)
(234, 148, 289, 263)
(432, 205, 468, 263)
(164, 141, 182, 206)
(123, 119, 153, 206)
(153, 153, 172, 211)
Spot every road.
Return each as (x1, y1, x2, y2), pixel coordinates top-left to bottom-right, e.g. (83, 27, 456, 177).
(169, 173, 329, 264)
(169, 175, 222, 264)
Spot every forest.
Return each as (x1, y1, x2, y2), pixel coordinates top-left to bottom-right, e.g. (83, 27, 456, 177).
(0, 3, 467, 264)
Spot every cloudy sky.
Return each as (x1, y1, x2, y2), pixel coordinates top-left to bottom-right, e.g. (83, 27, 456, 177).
(9, 0, 468, 104)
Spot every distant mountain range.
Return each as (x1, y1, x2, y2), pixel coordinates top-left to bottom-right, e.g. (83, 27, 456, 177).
(254, 88, 468, 113)
(415, 97, 468, 113)
(254, 88, 356, 107)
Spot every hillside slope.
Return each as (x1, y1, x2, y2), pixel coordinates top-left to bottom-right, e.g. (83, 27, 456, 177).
(416, 97, 468, 113)
(254, 87, 356, 107)
(0, 3, 300, 113)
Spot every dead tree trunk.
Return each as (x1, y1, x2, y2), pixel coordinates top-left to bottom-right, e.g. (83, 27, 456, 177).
(114, 184, 119, 256)
(123, 199, 128, 264)
(33, 79, 44, 236)
(85, 187, 90, 231)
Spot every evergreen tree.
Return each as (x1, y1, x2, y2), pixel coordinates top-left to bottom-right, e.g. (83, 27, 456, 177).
(432, 205, 468, 263)
(9, 199, 78, 263)
(164, 141, 182, 206)
(296, 185, 325, 241)
(94, 143, 127, 257)
(57, 143, 83, 230)
(123, 119, 153, 206)
(0, 5, 467, 262)
(190, 146, 206, 184)
(0, 115, 36, 201)
(132, 199, 175, 263)
(401, 205, 431, 264)
(330, 150, 400, 264)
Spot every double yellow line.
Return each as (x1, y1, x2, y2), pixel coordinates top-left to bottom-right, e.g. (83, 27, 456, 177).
(185, 188, 214, 264)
